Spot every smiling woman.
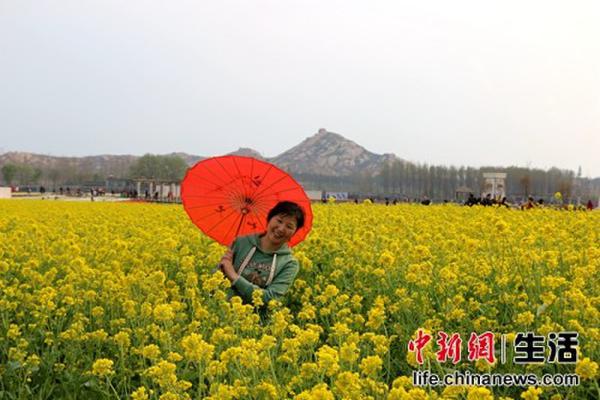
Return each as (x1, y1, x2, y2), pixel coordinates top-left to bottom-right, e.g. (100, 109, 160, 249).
(218, 201, 305, 310)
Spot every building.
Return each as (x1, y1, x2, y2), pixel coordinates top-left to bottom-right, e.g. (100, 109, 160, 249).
(0, 187, 11, 198)
(482, 172, 507, 199)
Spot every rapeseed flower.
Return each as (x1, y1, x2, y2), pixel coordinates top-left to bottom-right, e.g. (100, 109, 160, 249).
(339, 341, 359, 364)
(131, 387, 150, 400)
(520, 386, 542, 400)
(467, 387, 494, 400)
(316, 345, 339, 377)
(575, 357, 598, 380)
(113, 331, 131, 348)
(153, 303, 175, 322)
(253, 381, 278, 399)
(359, 355, 383, 377)
(141, 344, 162, 360)
(181, 333, 214, 363)
(91, 358, 114, 377)
(333, 371, 361, 399)
(1, 201, 598, 399)
(145, 360, 178, 388)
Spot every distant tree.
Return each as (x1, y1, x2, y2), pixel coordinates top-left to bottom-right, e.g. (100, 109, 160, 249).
(558, 173, 574, 201)
(520, 174, 531, 197)
(380, 162, 391, 192)
(357, 170, 374, 193)
(16, 164, 34, 185)
(2, 163, 18, 185)
(32, 168, 43, 184)
(129, 154, 162, 180)
(129, 154, 188, 181)
(161, 155, 188, 181)
(47, 169, 61, 188)
(0, 163, 42, 185)
(394, 161, 404, 193)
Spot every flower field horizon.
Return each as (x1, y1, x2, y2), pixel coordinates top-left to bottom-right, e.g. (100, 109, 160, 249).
(0, 200, 598, 399)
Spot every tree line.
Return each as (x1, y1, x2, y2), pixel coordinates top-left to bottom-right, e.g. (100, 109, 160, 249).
(0, 154, 188, 187)
(0, 164, 43, 186)
(297, 161, 599, 202)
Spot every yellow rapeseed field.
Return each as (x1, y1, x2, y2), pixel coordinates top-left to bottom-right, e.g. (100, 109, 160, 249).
(0, 200, 598, 399)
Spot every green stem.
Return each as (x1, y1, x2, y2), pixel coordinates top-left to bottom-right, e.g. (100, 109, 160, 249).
(196, 362, 202, 398)
(107, 378, 120, 398)
(268, 349, 280, 386)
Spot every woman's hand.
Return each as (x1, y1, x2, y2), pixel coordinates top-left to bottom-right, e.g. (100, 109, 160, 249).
(219, 250, 238, 282)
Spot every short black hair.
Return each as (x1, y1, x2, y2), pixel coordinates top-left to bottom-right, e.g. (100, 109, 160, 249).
(267, 201, 305, 231)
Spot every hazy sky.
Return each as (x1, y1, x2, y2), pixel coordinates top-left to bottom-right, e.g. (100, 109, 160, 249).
(1, 1, 599, 176)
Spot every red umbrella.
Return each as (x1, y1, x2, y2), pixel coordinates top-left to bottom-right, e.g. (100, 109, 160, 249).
(181, 155, 312, 247)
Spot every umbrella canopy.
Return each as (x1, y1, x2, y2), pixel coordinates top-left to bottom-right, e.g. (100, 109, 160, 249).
(181, 155, 313, 247)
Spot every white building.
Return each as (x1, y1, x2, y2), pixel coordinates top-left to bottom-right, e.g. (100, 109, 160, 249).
(482, 172, 507, 199)
(0, 187, 12, 198)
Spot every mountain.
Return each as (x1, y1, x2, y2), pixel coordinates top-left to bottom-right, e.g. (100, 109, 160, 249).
(228, 147, 265, 160)
(272, 128, 400, 176)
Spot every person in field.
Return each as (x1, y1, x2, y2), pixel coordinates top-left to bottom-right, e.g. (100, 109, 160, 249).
(218, 201, 304, 309)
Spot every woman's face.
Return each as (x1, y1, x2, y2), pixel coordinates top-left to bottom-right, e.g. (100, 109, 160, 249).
(265, 213, 297, 247)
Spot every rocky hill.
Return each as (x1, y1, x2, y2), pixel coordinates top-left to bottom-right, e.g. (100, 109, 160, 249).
(272, 128, 399, 176)
(228, 148, 265, 160)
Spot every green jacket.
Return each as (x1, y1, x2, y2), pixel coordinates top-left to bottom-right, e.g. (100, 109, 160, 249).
(228, 233, 299, 305)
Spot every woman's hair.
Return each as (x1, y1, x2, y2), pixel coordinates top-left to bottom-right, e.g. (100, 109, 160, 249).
(267, 201, 305, 231)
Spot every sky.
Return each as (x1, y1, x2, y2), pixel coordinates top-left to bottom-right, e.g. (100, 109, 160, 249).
(1, 0, 599, 177)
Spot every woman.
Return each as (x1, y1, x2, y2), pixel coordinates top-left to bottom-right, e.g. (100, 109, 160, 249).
(219, 201, 305, 307)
